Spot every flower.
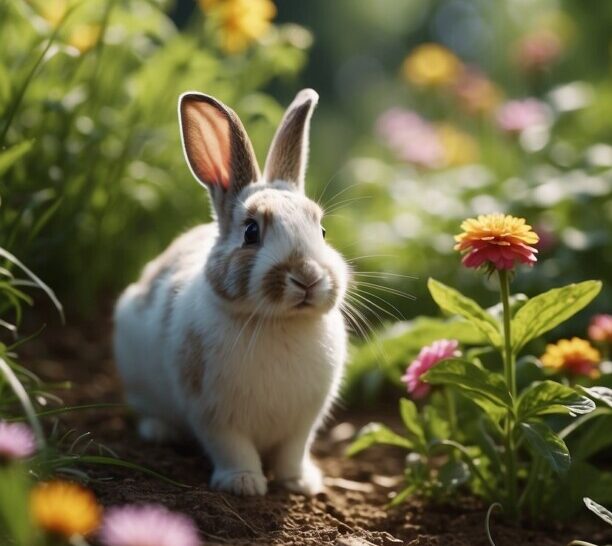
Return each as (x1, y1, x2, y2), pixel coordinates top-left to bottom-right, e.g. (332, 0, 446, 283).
(199, 0, 276, 54)
(515, 30, 563, 72)
(30, 481, 101, 538)
(588, 314, 612, 342)
(376, 108, 443, 169)
(540, 338, 601, 378)
(402, 43, 462, 88)
(68, 24, 101, 53)
(454, 213, 539, 271)
(453, 69, 503, 115)
(0, 421, 36, 462)
(99, 504, 200, 546)
(437, 124, 479, 166)
(496, 98, 551, 134)
(37, 0, 69, 26)
(402, 340, 461, 399)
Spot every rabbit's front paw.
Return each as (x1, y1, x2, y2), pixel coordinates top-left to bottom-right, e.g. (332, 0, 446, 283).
(211, 470, 268, 496)
(279, 461, 323, 496)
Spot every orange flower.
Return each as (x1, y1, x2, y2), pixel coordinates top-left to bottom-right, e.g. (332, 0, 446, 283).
(402, 43, 462, 88)
(453, 69, 503, 115)
(199, 0, 276, 54)
(540, 338, 601, 378)
(30, 481, 101, 538)
(454, 214, 539, 270)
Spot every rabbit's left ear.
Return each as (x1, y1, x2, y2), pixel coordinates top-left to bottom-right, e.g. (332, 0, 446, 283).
(263, 88, 318, 191)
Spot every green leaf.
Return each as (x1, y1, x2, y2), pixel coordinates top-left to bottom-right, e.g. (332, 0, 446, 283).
(387, 484, 416, 508)
(0, 140, 33, 177)
(520, 420, 571, 474)
(518, 381, 596, 420)
(571, 415, 612, 461)
(422, 358, 512, 410)
(511, 281, 602, 352)
(428, 278, 502, 347)
(399, 398, 426, 449)
(581, 386, 612, 408)
(438, 460, 470, 489)
(346, 423, 414, 456)
(584, 497, 612, 526)
(423, 404, 451, 442)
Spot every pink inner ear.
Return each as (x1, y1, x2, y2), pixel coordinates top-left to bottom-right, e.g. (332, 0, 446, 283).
(182, 100, 231, 190)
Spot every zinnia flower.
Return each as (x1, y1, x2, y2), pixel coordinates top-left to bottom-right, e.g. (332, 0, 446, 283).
(402, 340, 461, 399)
(540, 338, 601, 378)
(453, 69, 503, 115)
(588, 314, 612, 342)
(30, 481, 102, 538)
(515, 30, 563, 72)
(436, 124, 479, 166)
(454, 213, 539, 271)
(496, 98, 551, 134)
(0, 421, 36, 462)
(376, 108, 443, 169)
(402, 43, 462, 88)
(99, 504, 200, 546)
(199, 0, 276, 54)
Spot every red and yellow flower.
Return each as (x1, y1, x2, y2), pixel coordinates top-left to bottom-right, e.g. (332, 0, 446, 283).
(454, 214, 539, 271)
(540, 338, 601, 378)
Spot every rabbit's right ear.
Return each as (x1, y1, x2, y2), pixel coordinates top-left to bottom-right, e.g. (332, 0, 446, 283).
(179, 92, 260, 228)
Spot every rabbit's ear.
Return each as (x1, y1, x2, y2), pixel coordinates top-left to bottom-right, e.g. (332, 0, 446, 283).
(179, 92, 260, 225)
(263, 88, 318, 191)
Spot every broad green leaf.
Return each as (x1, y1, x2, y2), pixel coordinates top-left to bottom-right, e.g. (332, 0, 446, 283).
(387, 484, 416, 507)
(0, 140, 33, 177)
(399, 398, 426, 448)
(581, 386, 612, 408)
(520, 420, 571, 474)
(518, 381, 596, 420)
(571, 415, 612, 461)
(511, 281, 602, 352)
(346, 423, 413, 456)
(423, 404, 451, 442)
(584, 497, 612, 526)
(422, 358, 512, 410)
(428, 278, 502, 347)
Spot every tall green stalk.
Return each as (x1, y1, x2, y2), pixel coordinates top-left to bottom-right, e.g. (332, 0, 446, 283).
(498, 269, 518, 520)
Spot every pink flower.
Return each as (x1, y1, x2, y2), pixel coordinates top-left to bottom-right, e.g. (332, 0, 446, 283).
(99, 504, 200, 546)
(588, 314, 612, 343)
(401, 340, 461, 399)
(496, 98, 550, 133)
(515, 30, 563, 72)
(376, 108, 443, 168)
(0, 421, 36, 462)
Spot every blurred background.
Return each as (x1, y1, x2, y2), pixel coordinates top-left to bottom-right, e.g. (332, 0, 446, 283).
(1, 0, 611, 398)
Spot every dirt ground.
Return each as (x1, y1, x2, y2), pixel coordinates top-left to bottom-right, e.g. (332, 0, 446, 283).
(21, 314, 612, 546)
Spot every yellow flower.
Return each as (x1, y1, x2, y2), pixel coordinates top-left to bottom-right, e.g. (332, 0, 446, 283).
(199, 0, 276, 54)
(436, 124, 479, 166)
(402, 43, 462, 88)
(37, 0, 69, 26)
(68, 24, 101, 53)
(30, 481, 101, 538)
(541, 338, 601, 378)
(454, 214, 539, 270)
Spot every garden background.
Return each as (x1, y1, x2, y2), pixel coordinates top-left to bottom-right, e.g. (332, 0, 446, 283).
(1, 0, 612, 545)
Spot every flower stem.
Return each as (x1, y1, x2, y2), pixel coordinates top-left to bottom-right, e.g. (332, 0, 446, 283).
(498, 269, 518, 521)
(445, 387, 457, 440)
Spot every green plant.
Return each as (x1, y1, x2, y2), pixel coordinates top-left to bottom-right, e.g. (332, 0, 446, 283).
(348, 213, 611, 522)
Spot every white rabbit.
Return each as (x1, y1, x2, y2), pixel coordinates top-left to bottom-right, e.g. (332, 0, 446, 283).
(113, 89, 348, 496)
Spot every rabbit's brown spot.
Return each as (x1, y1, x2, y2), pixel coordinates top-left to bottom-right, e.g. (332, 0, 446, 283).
(262, 251, 303, 302)
(207, 247, 257, 300)
(180, 328, 205, 396)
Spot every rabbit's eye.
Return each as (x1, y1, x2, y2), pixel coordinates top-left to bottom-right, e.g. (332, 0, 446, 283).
(244, 220, 260, 245)
(321, 226, 326, 239)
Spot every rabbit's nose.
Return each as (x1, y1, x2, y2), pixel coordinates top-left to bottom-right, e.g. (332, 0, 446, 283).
(289, 260, 323, 290)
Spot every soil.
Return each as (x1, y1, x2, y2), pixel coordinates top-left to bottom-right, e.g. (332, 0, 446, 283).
(20, 312, 612, 546)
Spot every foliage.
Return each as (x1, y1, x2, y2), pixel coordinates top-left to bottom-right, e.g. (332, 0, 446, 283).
(348, 217, 611, 522)
(0, 0, 311, 308)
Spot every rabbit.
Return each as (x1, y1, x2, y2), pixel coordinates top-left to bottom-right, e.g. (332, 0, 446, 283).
(113, 88, 349, 496)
